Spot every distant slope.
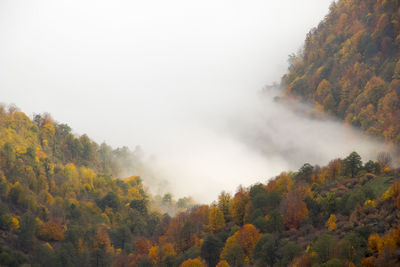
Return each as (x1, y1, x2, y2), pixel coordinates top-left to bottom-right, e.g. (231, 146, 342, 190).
(282, 0, 400, 144)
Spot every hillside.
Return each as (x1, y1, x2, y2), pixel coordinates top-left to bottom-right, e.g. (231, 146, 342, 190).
(0, 105, 193, 266)
(281, 0, 400, 145)
(0, 106, 399, 267)
(2, 0, 400, 266)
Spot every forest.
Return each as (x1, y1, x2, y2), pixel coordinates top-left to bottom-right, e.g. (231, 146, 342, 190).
(282, 0, 400, 145)
(1, 0, 400, 266)
(0, 106, 399, 267)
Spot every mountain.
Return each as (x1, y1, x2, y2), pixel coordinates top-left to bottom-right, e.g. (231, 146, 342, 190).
(1, 0, 400, 267)
(281, 0, 400, 145)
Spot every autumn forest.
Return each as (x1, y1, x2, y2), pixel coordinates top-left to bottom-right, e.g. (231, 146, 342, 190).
(1, 0, 400, 267)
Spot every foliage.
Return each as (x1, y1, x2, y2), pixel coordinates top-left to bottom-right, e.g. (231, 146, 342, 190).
(326, 214, 337, 231)
(281, 0, 400, 145)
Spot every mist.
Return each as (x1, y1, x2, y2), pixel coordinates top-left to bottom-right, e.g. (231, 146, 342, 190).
(135, 86, 389, 202)
(1, 0, 390, 203)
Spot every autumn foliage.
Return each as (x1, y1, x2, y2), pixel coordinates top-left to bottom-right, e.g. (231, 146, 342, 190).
(36, 219, 65, 241)
(281, 0, 400, 145)
(0, 1, 400, 266)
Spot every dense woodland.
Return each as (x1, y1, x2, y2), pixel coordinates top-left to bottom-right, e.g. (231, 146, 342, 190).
(2, 0, 400, 266)
(282, 0, 400, 144)
(0, 105, 399, 267)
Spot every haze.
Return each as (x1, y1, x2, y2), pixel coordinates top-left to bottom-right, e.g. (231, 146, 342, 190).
(1, 0, 388, 202)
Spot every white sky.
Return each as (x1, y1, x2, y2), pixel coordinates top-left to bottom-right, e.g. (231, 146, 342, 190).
(3, 0, 379, 202)
(0, 0, 333, 146)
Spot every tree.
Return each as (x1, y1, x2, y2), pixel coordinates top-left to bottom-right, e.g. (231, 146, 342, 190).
(201, 235, 223, 267)
(364, 160, 380, 174)
(343, 152, 362, 178)
(235, 224, 261, 258)
(0, 142, 16, 178)
(265, 209, 283, 233)
(282, 191, 308, 229)
(18, 212, 37, 250)
(232, 186, 249, 225)
(37, 219, 65, 241)
(33, 243, 56, 267)
(97, 191, 120, 211)
(110, 225, 132, 252)
(217, 191, 232, 222)
(148, 246, 160, 264)
(296, 163, 314, 183)
(326, 214, 337, 231)
(180, 257, 206, 267)
(326, 159, 342, 182)
(160, 243, 176, 264)
(279, 241, 302, 267)
(208, 206, 225, 233)
(222, 243, 245, 267)
(312, 233, 336, 264)
(253, 234, 279, 266)
(92, 228, 112, 267)
(130, 198, 147, 215)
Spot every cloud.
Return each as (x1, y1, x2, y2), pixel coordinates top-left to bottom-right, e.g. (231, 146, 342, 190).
(135, 86, 390, 203)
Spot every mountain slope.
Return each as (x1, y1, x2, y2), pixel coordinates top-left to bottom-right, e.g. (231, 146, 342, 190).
(0, 106, 399, 267)
(0, 105, 193, 266)
(282, 0, 400, 144)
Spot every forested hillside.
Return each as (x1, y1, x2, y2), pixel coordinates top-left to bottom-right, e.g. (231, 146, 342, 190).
(0, 105, 193, 266)
(282, 0, 400, 144)
(0, 106, 399, 267)
(2, 0, 400, 266)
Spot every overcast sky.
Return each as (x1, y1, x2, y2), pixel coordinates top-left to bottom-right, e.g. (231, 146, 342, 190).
(0, 0, 333, 145)
(3, 0, 385, 202)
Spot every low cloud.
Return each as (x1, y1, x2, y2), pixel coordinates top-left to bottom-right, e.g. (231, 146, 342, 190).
(136, 86, 390, 203)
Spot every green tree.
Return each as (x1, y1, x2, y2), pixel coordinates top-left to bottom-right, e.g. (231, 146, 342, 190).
(223, 243, 245, 267)
(265, 209, 283, 233)
(312, 233, 336, 264)
(279, 241, 302, 267)
(97, 191, 120, 211)
(296, 163, 314, 183)
(343, 152, 362, 178)
(110, 225, 133, 252)
(18, 212, 37, 250)
(253, 234, 279, 266)
(201, 235, 223, 267)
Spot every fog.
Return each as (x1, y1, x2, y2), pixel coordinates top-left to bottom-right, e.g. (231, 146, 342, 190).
(0, 0, 389, 202)
(136, 87, 389, 202)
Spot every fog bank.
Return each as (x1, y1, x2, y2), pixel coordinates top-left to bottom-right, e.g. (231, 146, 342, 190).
(136, 87, 389, 202)
(0, 0, 388, 203)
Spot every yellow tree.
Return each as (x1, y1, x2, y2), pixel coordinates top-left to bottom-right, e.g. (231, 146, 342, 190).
(180, 257, 206, 267)
(275, 172, 294, 194)
(150, 242, 177, 264)
(217, 191, 232, 222)
(160, 242, 176, 262)
(148, 245, 160, 264)
(326, 214, 337, 231)
(36, 219, 65, 241)
(208, 206, 225, 233)
(220, 233, 239, 260)
(232, 186, 250, 225)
